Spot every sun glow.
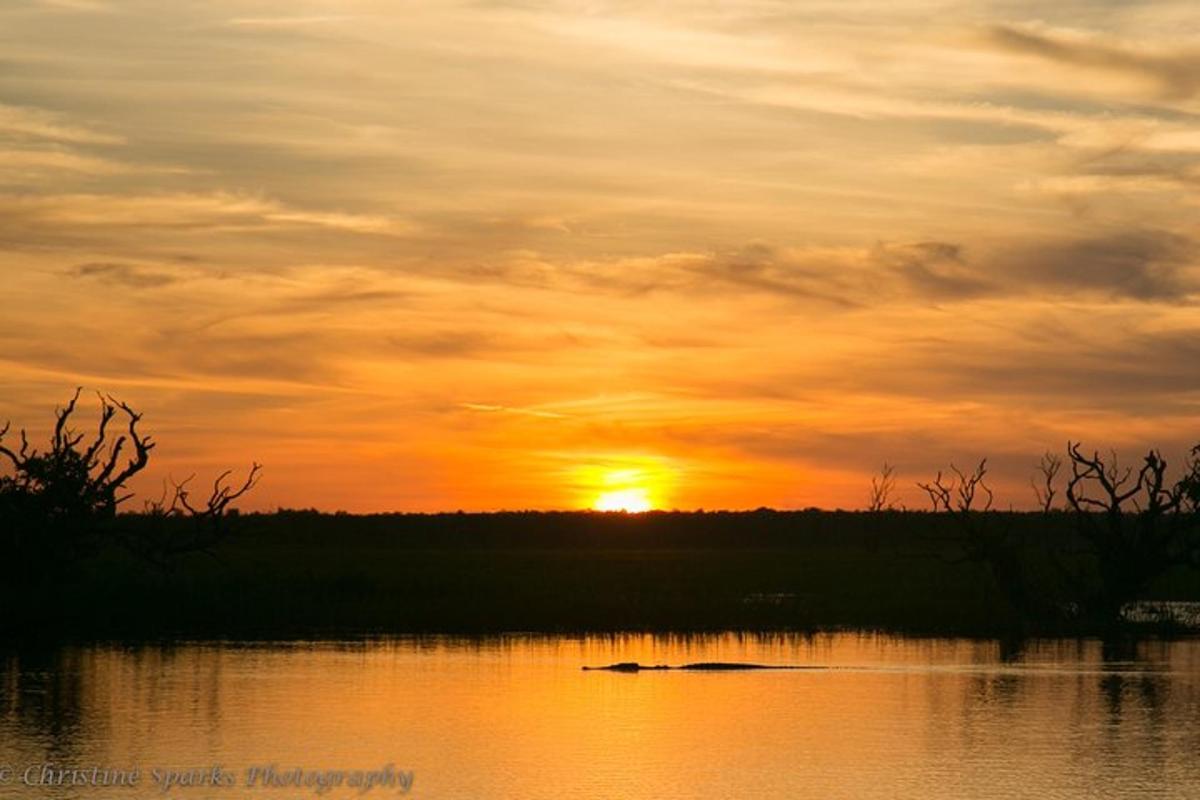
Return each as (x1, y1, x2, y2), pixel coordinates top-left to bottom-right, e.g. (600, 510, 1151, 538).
(573, 458, 676, 512)
(593, 487, 654, 513)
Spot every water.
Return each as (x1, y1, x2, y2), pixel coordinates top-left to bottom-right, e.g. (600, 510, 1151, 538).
(2, 634, 1198, 799)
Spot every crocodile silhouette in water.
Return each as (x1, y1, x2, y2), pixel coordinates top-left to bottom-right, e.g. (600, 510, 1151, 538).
(581, 662, 828, 672)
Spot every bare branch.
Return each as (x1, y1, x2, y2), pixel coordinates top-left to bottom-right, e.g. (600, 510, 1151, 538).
(949, 459, 990, 513)
(0, 421, 18, 469)
(81, 392, 117, 467)
(867, 462, 898, 512)
(52, 386, 83, 451)
(917, 470, 953, 512)
(171, 474, 200, 516)
(1031, 451, 1061, 513)
(106, 398, 155, 489)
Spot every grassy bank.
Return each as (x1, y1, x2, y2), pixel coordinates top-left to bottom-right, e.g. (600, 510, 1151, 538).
(3, 509, 1198, 640)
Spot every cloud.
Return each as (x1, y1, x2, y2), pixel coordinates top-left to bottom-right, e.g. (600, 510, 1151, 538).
(68, 261, 180, 288)
(0, 147, 126, 175)
(140, 326, 347, 385)
(386, 327, 592, 360)
(557, 245, 864, 306)
(460, 402, 567, 419)
(868, 231, 1198, 304)
(689, 243, 863, 306)
(846, 232, 1197, 304)
(389, 331, 508, 359)
(986, 24, 1200, 100)
(543, 14, 842, 75)
(876, 323, 1200, 414)
(0, 192, 417, 238)
(225, 16, 356, 29)
(37, 0, 113, 10)
(271, 287, 414, 316)
(0, 103, 123, 145)
(872, 241, 994, 300)
(547, 230, 1196, 308)
(673, 422, 1021, 479)
(1000, 230, 1196, 301)
(265, 208, 411, 235)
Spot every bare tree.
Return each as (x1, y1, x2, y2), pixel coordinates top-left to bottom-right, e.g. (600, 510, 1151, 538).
(1030, 451, 1062, 513)
(1, 389, 259, 568)
(917, 459, 992, 513)
(1180, 445, 1200, 513)
(917, 470, 953, 512)
(131, 464, 261, 566)
(914, 457, 1041, 620)
(867, 462, 899, 512)
(0, 388, 154, 514)
(951, 459, 993, 512)
(1064, 441, 1200, 623)
(1, 389, 154, 563)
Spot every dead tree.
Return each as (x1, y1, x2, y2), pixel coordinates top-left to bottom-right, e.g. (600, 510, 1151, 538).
(952, 459, 994, 512)
(132, 464, 262, 566)
(867, 462, 899, 511)
(1031, 452, 1062, 513)
(917, 459, 992, 513)
(917, 458, 1038, 622)
(917, 471, 953, 512)
(1, 389, 154, 563)
(1180, 445, 1200, 513)
(1, 389, 259, 569)
(1064, 441, 1200, 624)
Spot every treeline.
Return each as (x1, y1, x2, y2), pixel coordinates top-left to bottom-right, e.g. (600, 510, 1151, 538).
(1, 391, 1198, 639)
(2, 507, 1196, 639)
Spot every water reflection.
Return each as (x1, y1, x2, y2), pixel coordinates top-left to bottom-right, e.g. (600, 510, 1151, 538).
(1, 635, 1197, 800)
(2, 650, 89, 772)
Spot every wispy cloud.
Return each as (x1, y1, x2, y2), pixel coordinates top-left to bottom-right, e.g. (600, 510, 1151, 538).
(0, 192, 417, 236)
(36, 0, 113, 12)
(460, 403, 568, 419)
(0, 147, 127, 175)
(986, 24, 1200, 100)
(999, 230, 1197, 301)
(68, 261, 181, 288)
(0, 102, 123, 145)
(226, 16, 357, 28)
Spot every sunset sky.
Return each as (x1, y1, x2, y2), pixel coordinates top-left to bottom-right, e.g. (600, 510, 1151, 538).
(3, 0, 1199, 511)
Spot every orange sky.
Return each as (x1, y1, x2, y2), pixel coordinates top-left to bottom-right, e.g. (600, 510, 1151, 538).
(2, 1, 1199, 511)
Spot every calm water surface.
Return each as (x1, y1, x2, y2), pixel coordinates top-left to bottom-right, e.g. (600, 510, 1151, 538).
(2, 634, 1198, 799)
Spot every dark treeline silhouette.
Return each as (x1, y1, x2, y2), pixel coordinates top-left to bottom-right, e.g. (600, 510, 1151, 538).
(2, 506, 1196, 640)
(1, 392, 1199, 640)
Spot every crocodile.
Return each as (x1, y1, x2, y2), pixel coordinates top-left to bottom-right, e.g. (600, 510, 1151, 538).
(581, 662, 827, 672)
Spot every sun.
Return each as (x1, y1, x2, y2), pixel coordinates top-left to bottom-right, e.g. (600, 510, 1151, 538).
(593, 487, 654, 513)
(574, 458, 674, 512)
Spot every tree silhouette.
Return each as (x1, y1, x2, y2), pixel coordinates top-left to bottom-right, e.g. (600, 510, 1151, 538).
(0, 388, 259, 571)
(1063, 441, 1200, 624)
(1030, 451, 1062, 514)
(915, 458, 1047, 624)
(917, 459, 992, 513)
(866, 462, 899, 511)
(1, 389, 154, 565)
(132, 464, 261, 567)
